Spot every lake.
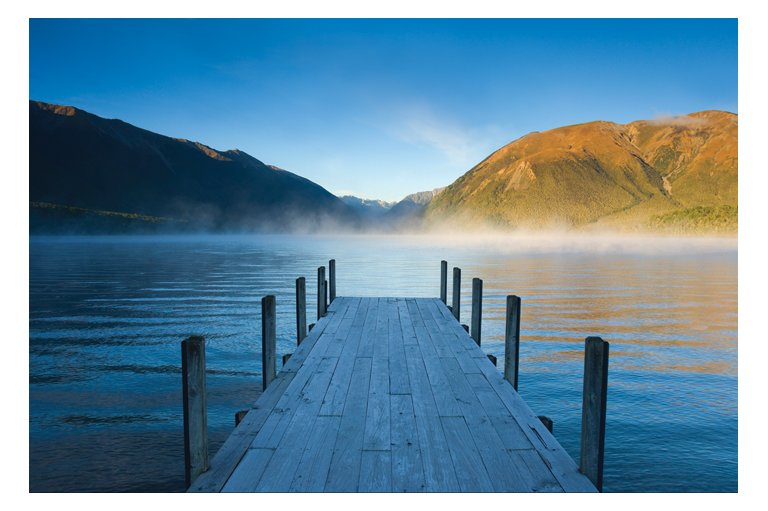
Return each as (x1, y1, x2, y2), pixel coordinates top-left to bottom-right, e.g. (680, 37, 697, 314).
(28, 233, 738, 492)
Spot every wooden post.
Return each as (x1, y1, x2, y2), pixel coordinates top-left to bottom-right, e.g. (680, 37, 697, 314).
(580, 336, 609, 492)
(262, 295, 277, 391)
(317, 266, 325, 319)
(317, 266, 326, 319)
(282, 353, 292, 365)
(440, 260, 448, 304)
(504, 295, 521, 391)
(471, 277, 483, 346)
(487, 354, 497, 366)
(235, 410, 248, 427)
(461, 324, 469, 333)
(325, 279, 329, 310)
(538, 416, 553, 433)
(329, 259, 336, 303)
(296, 277, 307, 345)
(308, 322, 315, 332)
(451, 267, 461, 321)
(181, 336, 208, 488)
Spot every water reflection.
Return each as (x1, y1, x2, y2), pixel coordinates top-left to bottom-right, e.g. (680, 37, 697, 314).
(29, 234, 737, 492)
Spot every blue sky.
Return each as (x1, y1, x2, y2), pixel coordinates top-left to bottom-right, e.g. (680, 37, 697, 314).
(29, 19, 737, 202)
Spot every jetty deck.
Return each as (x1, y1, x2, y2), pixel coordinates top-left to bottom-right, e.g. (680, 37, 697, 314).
(187, 296, 598, 492)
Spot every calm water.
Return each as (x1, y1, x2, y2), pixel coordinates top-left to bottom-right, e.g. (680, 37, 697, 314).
(28, 234, 738, 492)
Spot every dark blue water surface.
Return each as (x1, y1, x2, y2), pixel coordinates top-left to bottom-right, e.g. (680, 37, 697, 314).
(29, 234, 737, 492)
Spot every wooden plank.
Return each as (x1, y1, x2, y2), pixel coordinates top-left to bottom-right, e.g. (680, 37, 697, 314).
(325, 357, 373, 492)
(509, 449, 564, 492)
(397, 299, 418, 346)
(388, 299, 410, 395)
(439, 416, 494, 492)
(439, 356, 534, 491)
(220, 448, 274, 492)
(362, 354, 391, 451)
(262, 295, 276, 390)
(322, 297, 360, 358)
(390, 394, 425, 492)
(356, 297, 379, 357)
(358, 451, 392, 492)
(289, 415, 341, 492)
(187, 303, 349, 493)
(296, 277, 307, 345)
(255, 356, 340, 491)
(181, 336, 208, 488)
(320, 298, 372, 416)
(580, 336, 609, 492)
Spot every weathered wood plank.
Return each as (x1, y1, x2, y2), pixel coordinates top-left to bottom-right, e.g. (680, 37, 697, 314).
(440, 416, 494, 492)
(325, 357, 373, 492)
(220, 448, 274, 492)
(358, 451, 392, 492)
(320, 298, 372, 416)
(390, 394, 425, 492)
(254, 356, 340, 491)
(363, 355, 391, 451)
(388, 300, 411, 395)
(289, 415, 341, 492)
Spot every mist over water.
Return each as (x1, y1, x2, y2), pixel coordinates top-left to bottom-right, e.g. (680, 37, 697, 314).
(29, 234, 737, 492)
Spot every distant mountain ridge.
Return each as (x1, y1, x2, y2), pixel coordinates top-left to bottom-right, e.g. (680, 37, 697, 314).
(29, 100, 356, 232)
(426, 111, 737, 233)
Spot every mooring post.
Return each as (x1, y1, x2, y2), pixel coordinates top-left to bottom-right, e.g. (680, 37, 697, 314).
(538, 416, 554, 433)
(440, 260, 448, 304)
(580, 336, 609, 492)
(317, 266, 326, 319)
(296, 277, 307, 345)
(262, 295, 277, 391)
(329, 259, 336, 303)
(181, 336, 208, 488)
(235, 410, 248, 427)
(452, 267, 461, 321)
(487, 354, 497, 366)
(471, 277, 483, 346)
(504, 295, 521, 390)
(282, 353, 292, 365)
(308, 322, 315, 332)
(325, 279, 329, 310)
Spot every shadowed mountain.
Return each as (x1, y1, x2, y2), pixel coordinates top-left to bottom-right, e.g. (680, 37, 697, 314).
(426, 111, 737, 233)
(30, 101, 357, 233)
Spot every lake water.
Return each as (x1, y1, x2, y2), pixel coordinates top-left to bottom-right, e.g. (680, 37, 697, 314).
(28, 234, 738, 492)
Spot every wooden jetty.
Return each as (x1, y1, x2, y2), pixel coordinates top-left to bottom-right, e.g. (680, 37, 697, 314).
(182, 261, 608, 493)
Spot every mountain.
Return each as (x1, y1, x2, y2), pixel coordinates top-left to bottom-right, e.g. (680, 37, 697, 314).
(385, 187, 446, 227)
(29, 101, 356, 232)
(339, 196, 395, 219)
(426, 111, 737, 233)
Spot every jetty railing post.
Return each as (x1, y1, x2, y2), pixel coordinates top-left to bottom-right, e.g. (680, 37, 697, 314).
(181, 336, 208, 488)
(451, 267, 461, 321)
(296, 277, 307, 345)
(262, 295, 277, 391)
(317, 266, 326, 319)
(329, 259, 336, 303)
(504, 295, 521, 390)
(471, 277, 483, 345)
(440, 260, 448, 304)
(579, 336, 609, 492)
(325, 279, 329, 310)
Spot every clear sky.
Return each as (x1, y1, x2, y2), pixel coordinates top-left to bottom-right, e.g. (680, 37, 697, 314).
(29, 19, 737, 202)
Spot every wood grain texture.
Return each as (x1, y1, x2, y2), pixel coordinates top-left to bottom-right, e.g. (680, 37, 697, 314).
(191, 297, 596, 493)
